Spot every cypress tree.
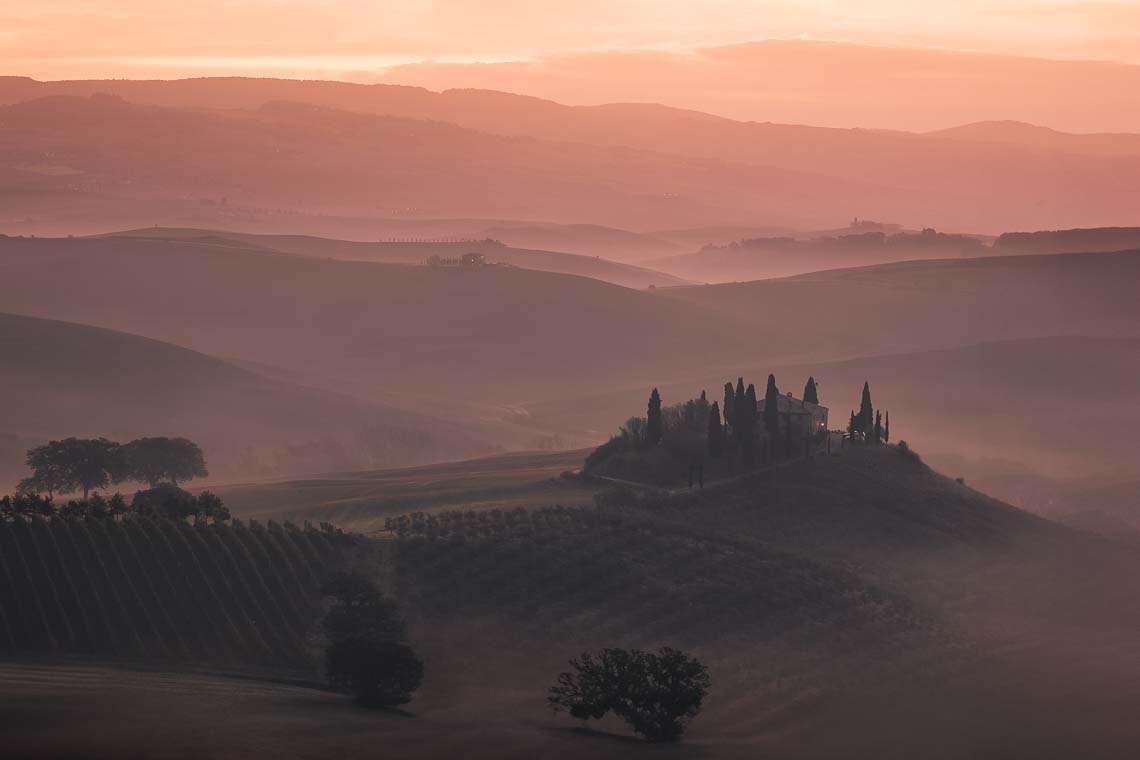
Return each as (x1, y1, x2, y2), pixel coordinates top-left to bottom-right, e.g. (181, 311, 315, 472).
(884, 411, 890, 443)
(858, 382, 874, 439)
(763, 374, 781, 442)
(742, 383, 758, 450)
(646, 388, 664, 446)
(873, 410, 882, 444)
(803, 376, 819, 405)
(847, 411, 858, 439)
(722, 382, 735, 438)
(707, 402, 724, 457)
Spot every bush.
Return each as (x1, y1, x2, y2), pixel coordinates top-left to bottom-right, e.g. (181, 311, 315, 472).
(326, 639, 423, 708)
(895, 440, 923, 465)
(549, 647, 710, 742)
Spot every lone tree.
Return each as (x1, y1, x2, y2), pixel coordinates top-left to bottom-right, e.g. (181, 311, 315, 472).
(803, 376, 819, 405)
(322, 571, 423, 708)
(707, 402, 724, 457)
(858, 382, 874, 439)
(549, 647, 710, 742)
(123, 437, 208, 487)
(21, 438, 123, 499)
(646, 388, 664, 447)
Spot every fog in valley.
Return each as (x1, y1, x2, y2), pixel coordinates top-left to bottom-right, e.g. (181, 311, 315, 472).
(1, 8, 1139, 758)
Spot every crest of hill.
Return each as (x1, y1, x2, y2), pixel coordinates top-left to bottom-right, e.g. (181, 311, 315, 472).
(928, 121, 1140, 157)
(100, 227, 690, 289)
(994, 227, 1140, 255)
(0, 311, 494, 490)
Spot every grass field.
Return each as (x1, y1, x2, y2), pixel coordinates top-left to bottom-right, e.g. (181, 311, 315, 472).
(216, 449, 596, 534)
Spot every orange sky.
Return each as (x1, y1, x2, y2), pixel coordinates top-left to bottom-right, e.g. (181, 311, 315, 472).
(3, 1, 1140, 81)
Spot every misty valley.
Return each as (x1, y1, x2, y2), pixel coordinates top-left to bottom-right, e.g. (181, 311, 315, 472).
(1, 43, 1140, 760)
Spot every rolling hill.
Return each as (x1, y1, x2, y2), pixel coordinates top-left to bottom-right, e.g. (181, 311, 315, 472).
(2, 79, 1140, 235)
(0, 94, 891, 233)
(103, 228, 689, 289)
(645, 229, 989, 283)
(656, 251, 1140, 361)
(0, 312, 495, 490)
(0, 234, 749, 411)
(8, 445, 1140, 758)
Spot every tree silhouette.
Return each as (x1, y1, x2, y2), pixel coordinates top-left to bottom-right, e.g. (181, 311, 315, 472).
(858, 382, 874, 439)
(741, 383, 758, 450)
(874, 410, 883, 444)
(803, 376, 819, 405)
(646, 389, 664, 447)
(884, 411, 890, 443)
(322, 571, 422, 708)
(722, 382, 735, 439)
(23, 438, 123, 499)
(763, 374, 781, 445)
(123, 437, 208, 487)
(549, 647, 710, 742)
(707, 402, 724, 457)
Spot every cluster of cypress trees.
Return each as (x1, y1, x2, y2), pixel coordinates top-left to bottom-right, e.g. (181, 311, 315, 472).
(846, 382, 889, 444)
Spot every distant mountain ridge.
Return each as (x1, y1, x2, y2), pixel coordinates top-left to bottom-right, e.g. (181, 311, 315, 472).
(0, 79, 1138, 233)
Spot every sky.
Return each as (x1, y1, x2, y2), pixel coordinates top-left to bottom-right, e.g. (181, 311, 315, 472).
(3, 0, 1140, 81)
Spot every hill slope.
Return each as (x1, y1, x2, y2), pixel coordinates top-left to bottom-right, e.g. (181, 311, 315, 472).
(657, 251, 1140, 360)
(0, 517, 358, 667)
(0, 312, 494, 489)
(0, 235, 748, 408)
(103, 228, 689, 289)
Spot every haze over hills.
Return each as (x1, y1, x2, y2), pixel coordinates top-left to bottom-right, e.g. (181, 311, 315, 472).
(0, 234, 746, 409)
(0, 312, 495, 491)
(646, 226, 990, 283)
(928, 121, 1140, 158)
(0, 94, 891, 233)
(6, 7, 1140, 758)
(658, 251, 1140, 362)
(2, 80, 1139, 234)
(102, 228, 689, 289)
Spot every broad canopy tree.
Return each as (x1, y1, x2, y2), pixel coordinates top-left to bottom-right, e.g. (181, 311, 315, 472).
(20, 438, 123, 500)
(122, 437, 208, 487)
(549, 646, 710, 742)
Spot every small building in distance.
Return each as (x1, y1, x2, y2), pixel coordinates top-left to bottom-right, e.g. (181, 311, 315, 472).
(757, 392, 829, 440)
(426, 252, 488, 267)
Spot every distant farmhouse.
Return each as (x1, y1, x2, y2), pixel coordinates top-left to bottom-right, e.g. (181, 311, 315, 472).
(758, 393, 829, 440)
(426, 252, 487, 267)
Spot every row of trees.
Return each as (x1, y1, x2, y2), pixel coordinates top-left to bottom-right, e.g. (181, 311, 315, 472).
(19, 436, 208, 499)
(0, 485, 231, 524)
